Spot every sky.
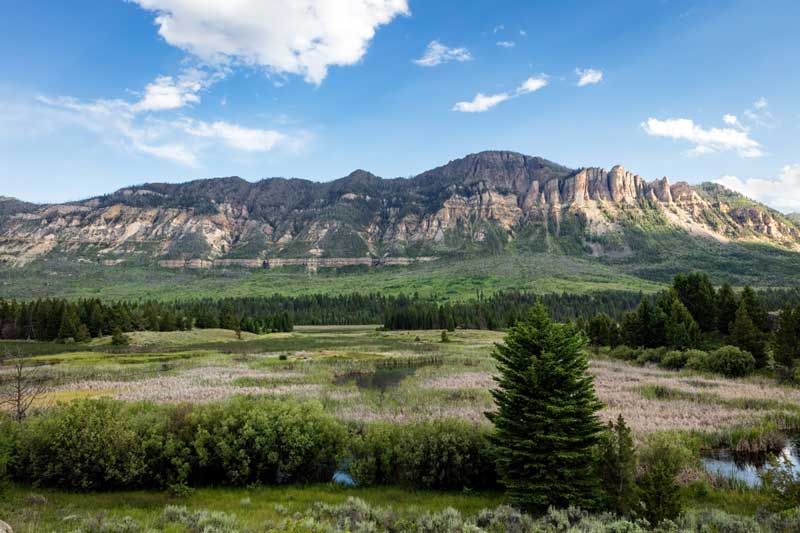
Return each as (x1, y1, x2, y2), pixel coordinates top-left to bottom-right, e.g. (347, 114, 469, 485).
(0, 0, 798, 212)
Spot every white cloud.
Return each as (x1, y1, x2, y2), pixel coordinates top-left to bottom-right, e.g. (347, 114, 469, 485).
(453, 75, 548, 113)
(715, 165, 800, 213)
(743, 96, 774, 127)
(496, 41, 515, 48)
(722, 113, 741, 127)
(452, 93, 512, 113)
(182, 120, 286, 151)
(493, 25, 505, 34)
(575, 68, 603, 86)
(133, 68, 224, 112)
(641, 117, 763, 158)
(519, 30, 527, 37)
(413, 40, 472, 67)
(130, 0, 409, 85)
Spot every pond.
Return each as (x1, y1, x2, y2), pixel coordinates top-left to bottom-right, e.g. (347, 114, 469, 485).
(333, 366, 419, 392)
(702, 437, 800, 487)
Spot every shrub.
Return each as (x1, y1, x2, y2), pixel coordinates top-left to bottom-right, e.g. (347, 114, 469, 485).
(706, 346, 756, 378)
(686, 350, 712, 372)
(637, 434, 693, 525)
(350, 419, 496, 490)
(759, 454, 800, 512)
(188, 397, 347, 485)
(0, 415, 16, 492)
(659, 350, 690, 370)
(608, 345, 639, 361)
(13, 400, 146, 490)
(635, 347, 667, 366)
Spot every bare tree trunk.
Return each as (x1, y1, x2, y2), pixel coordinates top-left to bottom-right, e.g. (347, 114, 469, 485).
(0, 350, 50, 422)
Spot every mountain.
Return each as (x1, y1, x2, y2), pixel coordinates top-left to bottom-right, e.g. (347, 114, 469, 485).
(1, 151, 799, 269)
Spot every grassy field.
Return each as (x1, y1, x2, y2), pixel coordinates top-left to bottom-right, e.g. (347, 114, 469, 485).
(0, 254, 666, 301)
(3, 326, 797, 531)
(6, 326, 800, 434)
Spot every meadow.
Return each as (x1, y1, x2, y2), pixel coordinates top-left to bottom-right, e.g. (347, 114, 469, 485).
(8, 326, 800, 435)
(3, 325, 800, 531)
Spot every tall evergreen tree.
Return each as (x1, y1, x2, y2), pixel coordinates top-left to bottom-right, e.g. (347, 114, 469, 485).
(773, 304, 800, 380)
(487, 303, 604, 512)
(730, 302, 767, 367)
(600, 415, 638, 516)
(717, 283, 739, 335)
(673, 273, 717, 332)
(739, 286, 769, 332)
(658, 291, 701, 350)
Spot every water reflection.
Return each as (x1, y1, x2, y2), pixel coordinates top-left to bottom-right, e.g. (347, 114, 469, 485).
(333, 366, 418, 392)
(702, 436, 800, 487)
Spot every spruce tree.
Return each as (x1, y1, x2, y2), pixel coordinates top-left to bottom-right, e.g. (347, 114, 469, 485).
(487, 303, 604, 512)
(730, 302, 767, 367)
(717, 283, 739, 334)
(739, 286, 769, 332)
(773, 304, 800, 380)
(673, 273, 717, 332)
(600, 414, 638, 516)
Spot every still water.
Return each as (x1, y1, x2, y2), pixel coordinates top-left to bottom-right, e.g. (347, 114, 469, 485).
(702, 437, 800, 487)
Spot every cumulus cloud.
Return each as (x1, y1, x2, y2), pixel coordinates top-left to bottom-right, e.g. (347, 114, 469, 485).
(575, 68, 603, 86)
(133, 68, 224, 112)
(496, 41, 515, 48)
(413, 40, 472, 67)
(130, 0, 409, 84)
(641, 117, 763, 158)
(715, 165, 800, 213)
(453, 75, 548, 113)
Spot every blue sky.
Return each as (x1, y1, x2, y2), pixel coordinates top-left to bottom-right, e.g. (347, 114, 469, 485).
(1, 0, 798, 211)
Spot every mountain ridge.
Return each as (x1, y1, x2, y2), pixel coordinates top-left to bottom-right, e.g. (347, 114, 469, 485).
(1, 151, 799, 267)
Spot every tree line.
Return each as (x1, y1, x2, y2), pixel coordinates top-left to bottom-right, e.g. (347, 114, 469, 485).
(584, 272, 800, 380)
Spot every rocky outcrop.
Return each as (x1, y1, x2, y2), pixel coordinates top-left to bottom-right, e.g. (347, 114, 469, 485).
(1, 151, 798, 266)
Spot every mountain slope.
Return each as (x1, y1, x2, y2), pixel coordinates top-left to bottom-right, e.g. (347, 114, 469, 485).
(1, 151, 798, 269)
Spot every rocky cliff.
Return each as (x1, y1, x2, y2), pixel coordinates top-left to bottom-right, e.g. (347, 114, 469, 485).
(1, 151, 798, 267)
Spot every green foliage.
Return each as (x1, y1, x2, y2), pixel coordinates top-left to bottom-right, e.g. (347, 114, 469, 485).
(637, 434, 692, 525)
(759, 454, 800, 512)
(111, 327, 130, 346)
(717, 283, 739, 334)
(730, 303, 767, 367)
(773, 304, 800, 380)
(707, 346, 756, 378)
(349, 420, 496, 490)
(587, 313, 621, 347)
(13, 399, 146, 490)
(599, 415, 638, 516)
(673, 272, 718, 332)
(487, 303, 604, 512)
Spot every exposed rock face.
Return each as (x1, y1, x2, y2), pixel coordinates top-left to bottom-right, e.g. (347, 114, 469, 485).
(1, 151, 799, 266)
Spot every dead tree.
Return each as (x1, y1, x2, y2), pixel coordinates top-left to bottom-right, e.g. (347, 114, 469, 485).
(0, 350, 50, 422)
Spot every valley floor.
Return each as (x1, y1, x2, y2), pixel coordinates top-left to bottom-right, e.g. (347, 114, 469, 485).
(7, 326, 800, 435)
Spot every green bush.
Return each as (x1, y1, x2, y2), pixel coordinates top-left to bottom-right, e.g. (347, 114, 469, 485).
(608, 345, 640, 361)
(350, 419, 496, 490)
(706, 346, 756, 378)
(659, 350, 690, 370)
(637, 434, 693, 525)
(0, 414, 16, 491)
(13, 400, 146, 490)
(188, 397, 347, 485)
(686, 350, 712, 372)
(635, 347, 667, 366)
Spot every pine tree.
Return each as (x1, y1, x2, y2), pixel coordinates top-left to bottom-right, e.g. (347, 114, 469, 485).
(773, 304, 800, 380)
(487, 303, 604, 512)
(658, 291, 701, 350)
(730, 302, 767, 367)
(673, 273, 717, 332)
(717, 283, 739, 335)
(600, 415, 638, 516)
(739, 286, 769, 332)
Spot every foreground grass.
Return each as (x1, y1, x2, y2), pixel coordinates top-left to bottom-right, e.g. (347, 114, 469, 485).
(0, 484, 505, 532)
